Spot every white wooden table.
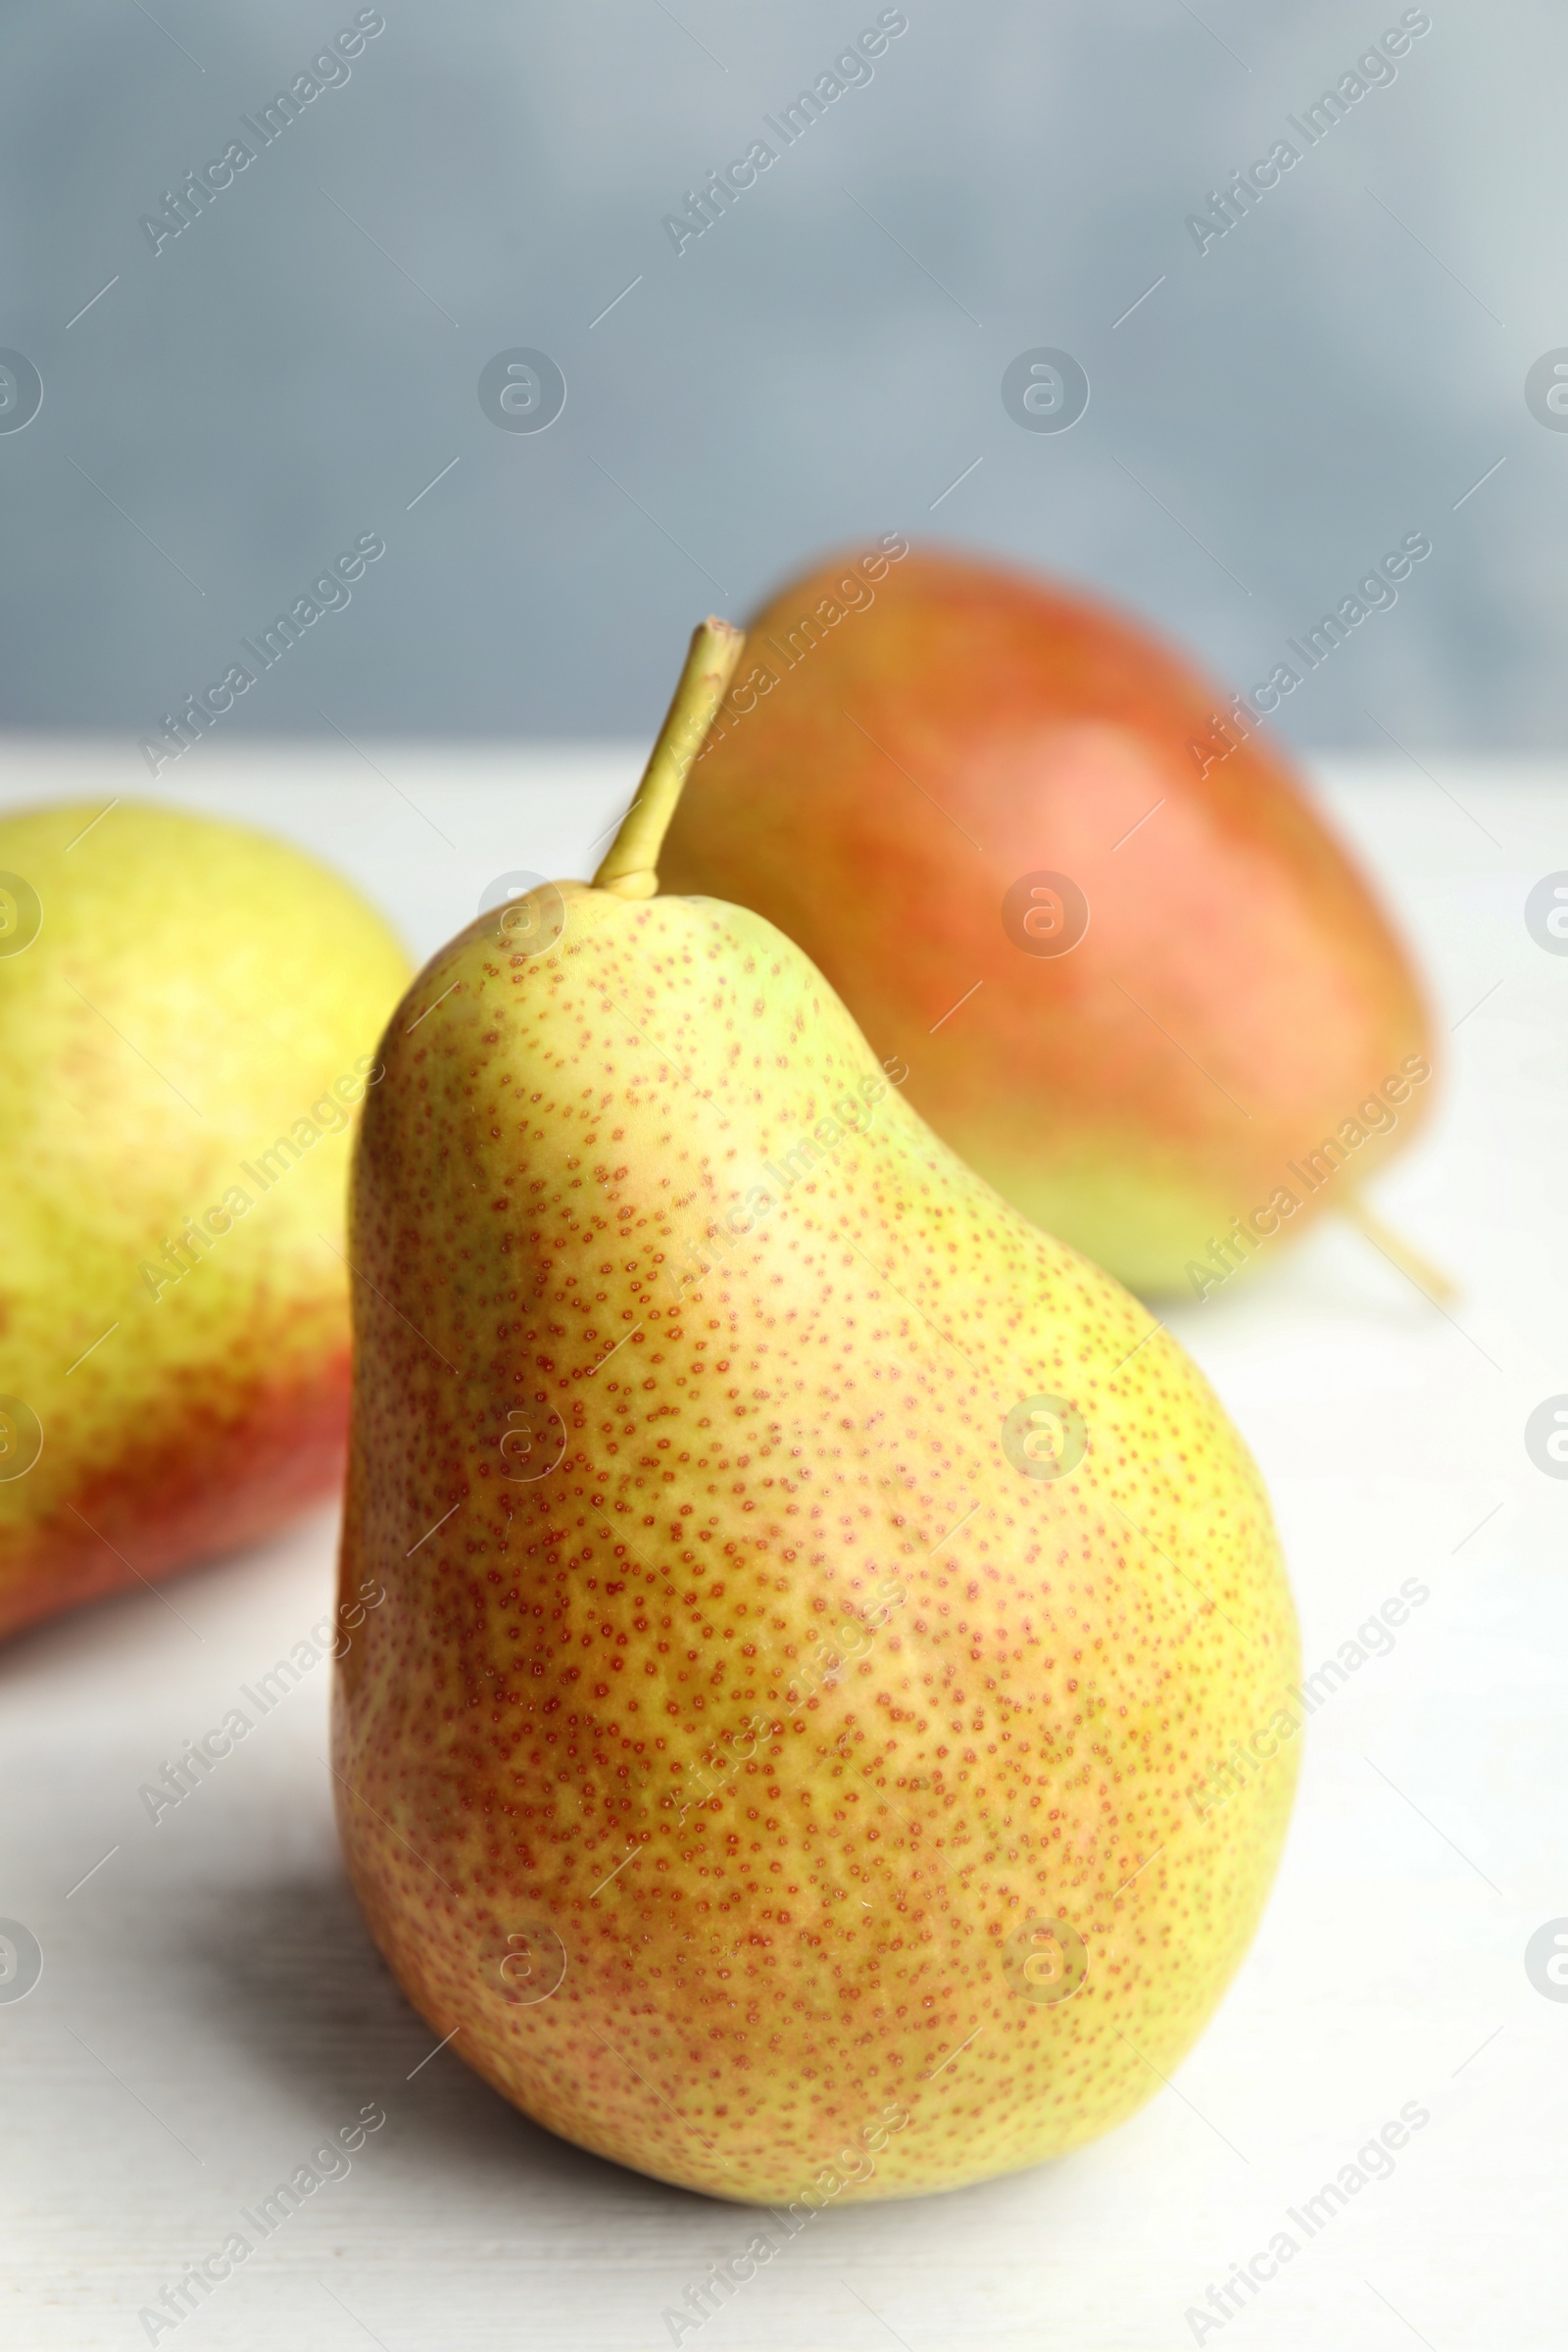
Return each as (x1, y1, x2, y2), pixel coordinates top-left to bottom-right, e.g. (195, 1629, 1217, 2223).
(2, 742, 1563, 2350)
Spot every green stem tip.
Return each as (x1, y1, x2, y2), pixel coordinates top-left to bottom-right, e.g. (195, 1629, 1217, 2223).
(593, 616, 746, 901)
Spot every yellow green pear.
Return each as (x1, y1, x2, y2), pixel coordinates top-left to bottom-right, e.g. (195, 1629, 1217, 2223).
(0, 801, 411, 1640)
(333, 624, 1299, 2204)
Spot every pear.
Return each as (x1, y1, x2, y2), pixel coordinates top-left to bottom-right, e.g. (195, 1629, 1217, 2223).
(0, 801, 410, 1640)
(333, 621, 1299, 2204)
(659, 546, 1439, 1298)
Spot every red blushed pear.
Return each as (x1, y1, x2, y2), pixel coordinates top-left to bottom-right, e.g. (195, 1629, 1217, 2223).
(0, 804, 411, 1642)
(659, 547, 1442, 1299)
(332, 619, 1299, 2206)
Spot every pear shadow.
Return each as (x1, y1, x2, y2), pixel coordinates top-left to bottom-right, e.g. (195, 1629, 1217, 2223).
(181, 1874, 1105, 2250)
(184, 1867, 719, 2216)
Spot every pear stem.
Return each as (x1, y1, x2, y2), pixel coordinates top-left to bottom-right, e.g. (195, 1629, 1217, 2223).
(1340, 1193, 1455, 1303)
(593, 616, 746, 900)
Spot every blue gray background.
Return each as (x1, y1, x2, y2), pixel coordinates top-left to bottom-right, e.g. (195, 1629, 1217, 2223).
(2, 0, 1563, 751)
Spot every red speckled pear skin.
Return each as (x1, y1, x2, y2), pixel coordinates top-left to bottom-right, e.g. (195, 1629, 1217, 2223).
(0, 1370, 350, 1642)
(659, 547, 1437, 1296)
(0, 801, 412, 1642)
(332, 883, 1299, 2206)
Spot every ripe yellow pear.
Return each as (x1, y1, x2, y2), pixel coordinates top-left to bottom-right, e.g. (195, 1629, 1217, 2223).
(0, 801, 411, 1640)
(333, 624, 1299, 2205)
